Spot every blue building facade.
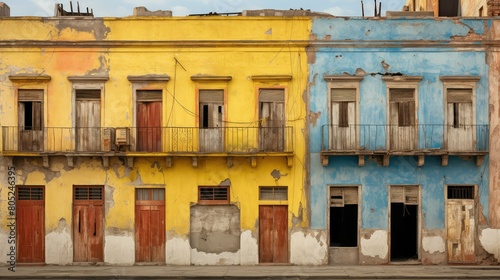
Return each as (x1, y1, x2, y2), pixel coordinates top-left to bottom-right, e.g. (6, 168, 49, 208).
(308, 17, 493, 264)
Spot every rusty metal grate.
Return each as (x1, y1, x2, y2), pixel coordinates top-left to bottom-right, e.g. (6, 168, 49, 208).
(448, 186, 474, 199)
(198, 186, 229, 204)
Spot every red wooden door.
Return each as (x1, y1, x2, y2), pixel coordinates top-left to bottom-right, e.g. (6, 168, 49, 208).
(259, 205, 288, 263)
(16, 186, 44, 263)
(137, 101, 162, 152)
(73, 186, 104, 262)
(135, 189, 165, 263)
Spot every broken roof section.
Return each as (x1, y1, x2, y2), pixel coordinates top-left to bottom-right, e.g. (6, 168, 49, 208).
(54, 2, 93, 17)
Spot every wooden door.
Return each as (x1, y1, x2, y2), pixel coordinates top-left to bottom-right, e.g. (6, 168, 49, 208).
(135, 189, 165, 263)
(76, 93, 101, 152)
(259, 205, 288, 263)
(18, 101, 43, 152)
(331, 101, 356, 150)
(73, 186, 104, 262)
(199, 90, 224, 152)
(137, 101, 162, 152)
(447, 200, 475, 263)
(16, 186, 44, 263)
(259, 89, 285, 152)
(447, 89, 474, 151)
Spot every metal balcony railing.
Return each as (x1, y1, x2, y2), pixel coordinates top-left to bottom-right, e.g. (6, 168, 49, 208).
(1, 126, 294, 154)
(321, 124, 489, 153)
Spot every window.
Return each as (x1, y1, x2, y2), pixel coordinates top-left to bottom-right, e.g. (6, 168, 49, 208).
(259, 187, 288, 200)
(441, 76, 479, 152)
(17, 186, 44, 200)
(18, 90, 44, 152)
(259, 89, 285, 152)
(136, 90, 162, 152)
(136, 188, 165, 201)
(329, 186, 358, 247)
(331, 89, 355, 128)
(199, 90, 224, 152)
(74, 186, 103, 200)
(390, 89, 415, 127)
(479, 6, 484, 17)
(448, 186, 474, 199)
(198, 186, 229, 205)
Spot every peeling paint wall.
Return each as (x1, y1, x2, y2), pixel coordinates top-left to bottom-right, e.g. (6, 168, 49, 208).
(0, 16, 310, 265)
(309, 17, 491, 264)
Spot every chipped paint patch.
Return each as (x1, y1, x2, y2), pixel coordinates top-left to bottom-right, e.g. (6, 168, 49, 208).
(240, 230, 258, 265)
(190, 249, 240, 265)
(271, 169, 288, 180)
(422, 236, 445, 254)
(45, 221, 72, 264)
(360, 230, 388, 259)
(166, 236, 190, 265)
(290, 231, 328, 265)
(0, 230, 10, 264)
(479, 228, 500, 261)
(104, 234, 134, 264)
(309, 111, 322, 127)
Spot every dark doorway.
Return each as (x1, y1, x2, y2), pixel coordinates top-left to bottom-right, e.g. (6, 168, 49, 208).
(330, 205, 357, 247)
(439, 0, 459, 16)
(390, 203, 418, 261)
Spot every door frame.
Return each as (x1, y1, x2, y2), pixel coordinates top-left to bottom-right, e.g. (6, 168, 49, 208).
(444, 184, 478, 263)
(387, 184, 422, 263)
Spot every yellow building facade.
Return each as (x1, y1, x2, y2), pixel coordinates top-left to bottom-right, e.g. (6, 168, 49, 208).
(0, 14, 317, 265)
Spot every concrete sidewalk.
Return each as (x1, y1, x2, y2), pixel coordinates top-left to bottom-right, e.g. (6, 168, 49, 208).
(1, 265, 500, 279)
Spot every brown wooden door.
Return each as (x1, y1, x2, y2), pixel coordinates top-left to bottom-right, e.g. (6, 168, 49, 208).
(73, 186, 104, 262)
(447, 200, 475, 263)
(259, 89, 285, 152)
(16, 186, 44, 263)
(135, 189, 165, 263)
(137, 101, 162, 152)
(259, 205, 288, 263)
(76, 99, 101, 152)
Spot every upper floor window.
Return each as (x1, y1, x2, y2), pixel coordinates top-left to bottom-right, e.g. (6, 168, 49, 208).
(259, 89, 285, 152)
(18, 89, 44, 152)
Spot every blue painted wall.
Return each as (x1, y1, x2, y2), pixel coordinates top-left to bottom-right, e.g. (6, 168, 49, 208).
(309, 18, 490, 231)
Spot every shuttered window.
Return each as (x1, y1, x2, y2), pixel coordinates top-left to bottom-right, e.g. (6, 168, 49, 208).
(390, 185, 419, 205)
(137, 90, 162, 102)
(259, 187, 288, 200)
(331, 89, 355, 128)
(199, 90, 224, 128)
(447, 89, 472, 128)
(18, 90, 43, 131)
(136, 188, 165, 201)
(330, 187, 358, 207)
(198, 186, 229, 205)
(390, 89, 415, 127)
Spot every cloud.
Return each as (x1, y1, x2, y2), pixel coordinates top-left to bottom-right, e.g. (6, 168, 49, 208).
(323, 6, 343, 16)
(171, 5, 190, 16)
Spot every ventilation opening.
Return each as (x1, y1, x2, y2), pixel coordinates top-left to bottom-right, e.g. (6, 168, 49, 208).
(75, 187, 103, 200)
(259, 187, 288, 200)
(136, 188, 165, 201)
(390, 203, 418, 261)
(198, 186, 229, 205)
(17, 187, 43, 200)
(448, 186, 474, 199)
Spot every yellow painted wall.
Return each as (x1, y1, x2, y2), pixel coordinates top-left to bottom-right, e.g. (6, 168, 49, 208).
(0, 16, 310, 248)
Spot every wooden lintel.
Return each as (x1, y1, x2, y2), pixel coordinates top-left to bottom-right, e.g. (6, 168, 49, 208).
(358, 155, 365, 167)
(66, 156, 74, 168)
(192, 157, 198, 168)
(250, 157, 257, 168)
(166, 157, 172, 168)
(321, 155, 329, 167)
(102, 156, 109, 168)
(383, 155, 390, 167)
(127, 157, 134, 168)
(286, 156, 293, 167)
(227, 157, 233, 168)
(441, 155, 449, 166)
(476, 155, 485, 167)
(417, 155, 425, 167)
(42, 156, 49, 168)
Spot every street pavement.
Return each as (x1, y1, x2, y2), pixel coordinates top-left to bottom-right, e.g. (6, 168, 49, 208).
(1, 264, 500, 279)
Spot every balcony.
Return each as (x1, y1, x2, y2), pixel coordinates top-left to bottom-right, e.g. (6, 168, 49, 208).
(1, 126, 294, 168)
(320, 124, 489, 167)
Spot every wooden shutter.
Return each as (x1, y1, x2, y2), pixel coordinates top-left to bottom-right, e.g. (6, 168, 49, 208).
(447, 89, 472, 103)
(260, 89, 284, 102)
(330, 187, 358, 207)
(199, 90, 223, 103)
(137, 90, 162, 102)
(76, 89, 100, 100)
(330, 88, 355, 102)
(391, 185, 418, 205)
(18, 90, 43, 101)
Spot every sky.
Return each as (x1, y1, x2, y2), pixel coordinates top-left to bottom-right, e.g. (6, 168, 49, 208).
(4, 0, 407, 17)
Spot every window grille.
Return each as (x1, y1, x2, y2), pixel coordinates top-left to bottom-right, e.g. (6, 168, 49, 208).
(17, 187, 43, 200)
(259, 187, 288, 200)
(198, 186, 229, 204)
(448, 186, 474, 199)
(74, 187, 103, 200)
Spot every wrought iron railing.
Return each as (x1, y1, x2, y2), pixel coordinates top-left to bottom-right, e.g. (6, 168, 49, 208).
(1, 126, 294, 154)
(321, 124, 489, 152)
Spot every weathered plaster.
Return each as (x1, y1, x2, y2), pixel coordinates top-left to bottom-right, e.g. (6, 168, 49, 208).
(104, 233, 134, 264)
(190, 249, 240, 265)
(45, 219, 72, 265)
(166, 235, 191, 265)
(360, 230, 388, 261)
(290, 230, 328, 265)
(479, 228, 500, 261)
(240, 230, 258, 265)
